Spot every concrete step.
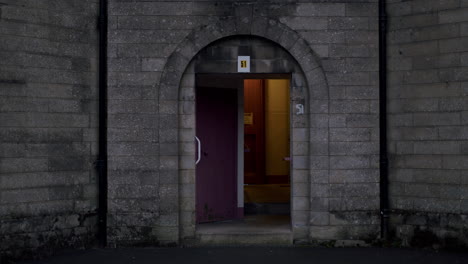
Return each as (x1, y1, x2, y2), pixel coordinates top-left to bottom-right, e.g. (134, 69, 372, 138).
(191, 215, 292, 246)
(194, 232, 292, 246)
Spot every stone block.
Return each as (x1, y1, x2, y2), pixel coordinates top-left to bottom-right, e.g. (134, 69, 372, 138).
(439, 8, 468, 24)
(117, 43, 175, 58)
(388, 1, 412, 16)
(310, 170, 329, 184)
(295, 3, 345, 17)
(1, 188, 49, 204)
(413, 197, 460, 213)
(50, 185, 83, 200)
(330, 211, 379, 226)
(309, 226, 344, 240)
(179, 101, 195, 115)
(292, 141, 308, 156)
(329, 197, 379, 211)
(108, 113, 158, 129)
(108, 127, 154, 142)
(179, 128, 195, 143)
(159, 129, 178, 143)
(157, 213, 179, 227)
(292, 128, 308, 142)
(180, 155, 194, 170)
(309, 128, 328, 142)
(412, 24, 460, 42)
(329, 85, 346, 99)
(292, 183, 308, 197)
(310, 212, 330, 226)
(346, 114, 378, 128)
(395, 155, 443, 169)
(329, 114, 346, 127)
(160, 142, 178, 156)
(439, 185, 463, 199)
(141, 58, 165, 72)
(110, 2, 191, 16)
(413, 113, 460, 126)
(310, 197, 329, 212)
(413, 141, 460, 155)
(310, 156, 329, 170)
(439, 127, 468, 140)
(279, 17, 327, 31)
(443, 155, 468, 169)
(310, 114, 328, 128)
(310, 184, 329, 198)
(108, 142, 158, 156)
(329, 44, 370, 58)
(0, 157, 45, 174)
(179, 114, 195, 129)
(292, 196, 309, 211)
(310, 141, 329, 156)
(293, 156, 308, 170)
(330, 142, 378, 156)
(152, 226, 178, 242)
(301, 31, 346, 45)
(329, 183, 379, 197)
(159, 114, 178, 129)
(292, 210, 308, 226)
(330, 156, 370, 169)
(330, 128, 371, 142)
(330, 100, 370, 114)
(346, 3, 378, 17)
(329, 17, 369, 30)
(108, 72, 161, 86)
(330, 169, 379, 184)
(309, 100, 328, 114)
(108, 156, 159, 171)
(159, 156, 178, 170)
(2, 171, 89, 189)
(180, 170, 195, 185)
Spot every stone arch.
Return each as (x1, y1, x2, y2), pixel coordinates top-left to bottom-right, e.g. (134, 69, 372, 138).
(159, 16, 328, 102)
(157, 16, 329, 244)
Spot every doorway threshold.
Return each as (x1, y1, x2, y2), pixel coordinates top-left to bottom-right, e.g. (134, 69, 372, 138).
(194, 215, 292, 246)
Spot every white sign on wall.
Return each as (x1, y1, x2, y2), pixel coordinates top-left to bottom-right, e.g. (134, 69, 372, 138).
(296, 104, 304, 115)
(238, 56, 250, 72)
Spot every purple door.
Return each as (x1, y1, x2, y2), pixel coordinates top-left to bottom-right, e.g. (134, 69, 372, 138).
(196, 86, 238, 223)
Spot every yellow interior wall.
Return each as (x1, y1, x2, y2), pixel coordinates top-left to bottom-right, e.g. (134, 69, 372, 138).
(265, 79, 290, 176)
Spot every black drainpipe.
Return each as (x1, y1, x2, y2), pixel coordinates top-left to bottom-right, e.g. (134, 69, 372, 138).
(379, 0, 389, 241)
(97, 0, 108, 247)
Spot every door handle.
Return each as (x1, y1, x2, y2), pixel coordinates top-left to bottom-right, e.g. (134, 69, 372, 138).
(195, 136, 201, 165)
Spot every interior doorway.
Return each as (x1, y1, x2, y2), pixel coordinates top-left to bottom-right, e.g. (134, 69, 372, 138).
(195, 74, 291, 232)
(243, 79, 291, 216)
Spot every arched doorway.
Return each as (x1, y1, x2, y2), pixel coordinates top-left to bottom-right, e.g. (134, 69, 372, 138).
(158, 17, 329, 245)
(176, 36, 314, 245)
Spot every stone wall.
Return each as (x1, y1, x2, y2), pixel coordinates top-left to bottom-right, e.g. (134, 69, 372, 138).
(107, 0, 380, 245)
(5, 0, 466, 258)
(387, 0, 468, 247)
(177, 36, 312, 244)
(0, 0, 99, 260)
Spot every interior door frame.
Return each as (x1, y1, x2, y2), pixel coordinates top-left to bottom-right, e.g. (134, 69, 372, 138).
(195, 73, 292, 222)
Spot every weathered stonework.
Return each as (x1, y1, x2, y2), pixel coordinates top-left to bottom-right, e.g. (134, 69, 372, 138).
(175, 35, 314, 243)
(0, 0, 100, 261)
(1, 0, 467, 261)
(108, 1, 380, 246)
(388, 0, 468, 248)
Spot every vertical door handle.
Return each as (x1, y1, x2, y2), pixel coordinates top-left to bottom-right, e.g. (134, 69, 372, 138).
(195, 136, 201, 165)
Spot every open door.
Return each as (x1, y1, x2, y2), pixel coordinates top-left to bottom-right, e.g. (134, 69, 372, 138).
(243, 79, 265, 184)
(195, 85, 238, 223)
(244, 79, 290, 215)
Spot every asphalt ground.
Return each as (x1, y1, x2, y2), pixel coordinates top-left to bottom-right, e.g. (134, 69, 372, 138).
(16, 247, 468, 264)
